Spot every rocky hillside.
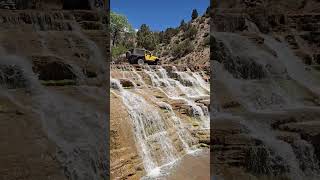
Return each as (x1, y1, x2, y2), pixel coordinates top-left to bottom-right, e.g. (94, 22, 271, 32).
(212, 0, 320, 179)
(157, 13, 210, 65)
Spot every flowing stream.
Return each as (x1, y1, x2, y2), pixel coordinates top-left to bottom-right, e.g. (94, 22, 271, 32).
(0, 54, 106, 180)
(143, 66, 210, 129)
(212, 32, 320, 179)
(111, 65, 210, 178)
(0, 13, 108, 179)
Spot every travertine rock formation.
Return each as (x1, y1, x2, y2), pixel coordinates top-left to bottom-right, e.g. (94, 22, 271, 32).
(0, 1, 109, 180)
(211, 0, 320, 179)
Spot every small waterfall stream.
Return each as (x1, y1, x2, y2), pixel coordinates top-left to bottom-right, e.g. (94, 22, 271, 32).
(212, 32, 320, 179)
(111, 78, 178, 177)
(0, 54, 106, 180)
(111, 65, 210, 178)
(0, 10, 108, 178)
(143, 66, 210, 129)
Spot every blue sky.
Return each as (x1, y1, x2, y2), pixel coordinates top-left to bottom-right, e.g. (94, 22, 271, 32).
(111, 0, 210, 31)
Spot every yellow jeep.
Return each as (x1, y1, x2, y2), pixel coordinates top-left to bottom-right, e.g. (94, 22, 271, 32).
(126, 48, 160, 65)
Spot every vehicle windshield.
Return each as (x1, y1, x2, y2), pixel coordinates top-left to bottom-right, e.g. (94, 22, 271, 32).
(134, 49, 145, 55)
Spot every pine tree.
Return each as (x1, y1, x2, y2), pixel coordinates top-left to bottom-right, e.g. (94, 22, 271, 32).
(205, 6, 210, 17)
(180, 20, 186, 27)
(191, 9, 198, 20)
(136, 24, 157, 50)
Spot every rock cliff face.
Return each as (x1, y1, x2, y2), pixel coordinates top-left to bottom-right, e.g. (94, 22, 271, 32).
(212, 0, 320, 179)
(0, 0, 105, 10)
(0, 1, 109, 180)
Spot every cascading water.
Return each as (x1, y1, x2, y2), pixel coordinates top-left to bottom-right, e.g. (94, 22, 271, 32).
(212, 32, 320, 179)
(192, 72, 210, 92)
(111, 78, 179, 177)
(110, 64, 210, 178)
(70, 23, 107, 82)
(143, 66, 210, 129)
(263, 35, 320, 97)
(213, 32, 300, 111)
(0, 10, 108, 178)
(175, 71, 209, 97)
(152, 100, 195, 153)
(0, 53, 106, 180)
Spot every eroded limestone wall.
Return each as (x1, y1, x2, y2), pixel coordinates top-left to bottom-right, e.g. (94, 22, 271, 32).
(0, 0, 105, 10)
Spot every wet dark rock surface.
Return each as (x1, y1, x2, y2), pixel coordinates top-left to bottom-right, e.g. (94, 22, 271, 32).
(211, 0, 320, 179)
(0, 1, 108, 180)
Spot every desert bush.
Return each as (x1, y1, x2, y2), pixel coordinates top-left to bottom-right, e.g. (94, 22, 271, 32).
(163, 28, 179, 44)
(183, 25, 198, 40)
(111, 44, 127, 58)
(203, 36, 210, 47)
(172, 39, 194, 58)
(199, 17, 205, 24)
(162, 51, 169, 56)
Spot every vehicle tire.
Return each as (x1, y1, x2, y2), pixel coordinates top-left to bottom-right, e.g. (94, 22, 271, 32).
(137, 59, 144, 65)
(126, 51, 131, 59)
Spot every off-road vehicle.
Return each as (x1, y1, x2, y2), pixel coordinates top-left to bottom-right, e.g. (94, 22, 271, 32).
(126, 48, 160, 65)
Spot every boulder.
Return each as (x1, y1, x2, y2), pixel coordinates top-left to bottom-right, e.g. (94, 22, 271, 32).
(119, 79, 135, 88)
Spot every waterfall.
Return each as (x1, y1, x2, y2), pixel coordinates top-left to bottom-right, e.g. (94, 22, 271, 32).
(111, 78, 179, 177)
(212, 32, 320, 179)
(192, 72, 210, 92)
(263, 35, 320, 97)
(143, 66, 210, 129)
(70, 23, 107, 82)
(110, 64, 210, 178)
(0, 53, 106, 180)
(213, 32, 303, 111)
(152, 100, 196, 153)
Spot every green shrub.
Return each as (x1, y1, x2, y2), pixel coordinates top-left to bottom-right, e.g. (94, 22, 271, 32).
(203, 36, 210, 47)
(183, 25, 198, 40)
(136, 24, 158, 50)
(163, 28, 179, 44)
(111, 44, 127, 58)
(199, 17, 205, 24)
(172, 39, 194, 58)
(162, 51, 169, 56)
